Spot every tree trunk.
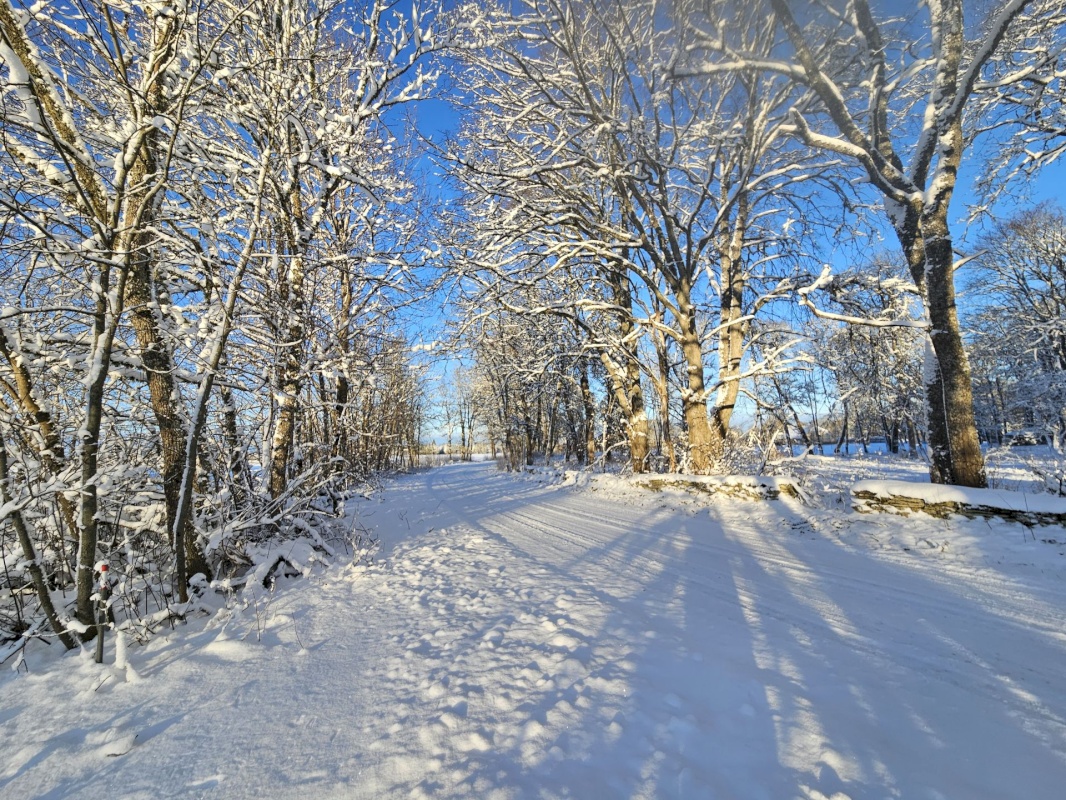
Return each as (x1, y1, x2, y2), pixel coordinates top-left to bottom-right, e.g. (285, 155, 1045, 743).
(835, 402, 849, 454)
(677, 300, 714, 473)
(894, 193, 986, 487)
(269, 250, 307, 499)
(521, 393, 535, 467)
(906, 416, 920, 458)
(0, 329, 79, 553)
(626, 369, 650, 473)
(652, 316, 677, 472)
(220, 383, 249, 505)
(607, 269, 650, 472)
(778, 411, 793, 456)
(122, 14, 212, 592)
(709, 194, 750, 463)
(921, 204, 986, 486)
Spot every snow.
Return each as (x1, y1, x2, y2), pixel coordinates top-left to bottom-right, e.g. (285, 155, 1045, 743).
(853, 478, 1066, 515)
(3, 461, 1066, 798)
(646, 473, 798, 492)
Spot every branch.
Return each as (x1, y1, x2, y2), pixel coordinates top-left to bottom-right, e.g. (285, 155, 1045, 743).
(797, 265, 930, 328)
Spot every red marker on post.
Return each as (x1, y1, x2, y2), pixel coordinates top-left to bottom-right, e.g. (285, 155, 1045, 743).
(94, 561, 111, 664)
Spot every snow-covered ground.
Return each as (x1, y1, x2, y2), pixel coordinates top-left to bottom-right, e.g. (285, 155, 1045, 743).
(3, 460, 1066, 799)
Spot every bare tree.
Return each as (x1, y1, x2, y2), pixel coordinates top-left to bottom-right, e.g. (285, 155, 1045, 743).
(687, 0, 1066, 485)
(812, 258, 925, 455)
(967, 204, 1066, 447)
(971, 4, 1066, 205)
(0, 0, 448, 642)
(0, 0, 224, 627)
(449, 0, 815, 473)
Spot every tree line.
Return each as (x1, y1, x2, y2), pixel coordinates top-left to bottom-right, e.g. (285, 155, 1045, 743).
(0, 0, 442, 650)
(444, 0, 1064, 482)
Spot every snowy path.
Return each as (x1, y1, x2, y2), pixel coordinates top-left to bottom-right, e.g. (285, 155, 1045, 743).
(3, 462, 1066, 799)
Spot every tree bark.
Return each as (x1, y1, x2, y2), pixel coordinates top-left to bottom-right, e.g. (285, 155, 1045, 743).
(709, 208, 749, 464)
(651, 319, 677, 472)
(268, 243, 308, 498)
(122, 13, 212, 592)
(920, 204, 987, 486)
(606, 269, 650, 472)
(677, 295, 714, 473)
(0, 329, 79, 553)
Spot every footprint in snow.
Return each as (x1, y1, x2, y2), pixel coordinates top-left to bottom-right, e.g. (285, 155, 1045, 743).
(186, 775, 225, 790)
(438, 711, 462, 730)
(85, 729, 137, 758)
(424, 682, 449, 701)
(548, 633, 584, 652)
(456, 730, 493, 752)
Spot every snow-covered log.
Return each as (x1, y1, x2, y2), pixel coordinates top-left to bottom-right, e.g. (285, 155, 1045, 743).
(852, 480, 1066, 526)
(636, 474, 801, 502)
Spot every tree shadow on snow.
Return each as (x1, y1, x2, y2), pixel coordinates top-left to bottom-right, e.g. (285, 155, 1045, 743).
(392, 465, 1066, 799)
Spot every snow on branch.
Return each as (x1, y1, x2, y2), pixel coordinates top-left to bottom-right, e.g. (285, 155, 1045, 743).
(797, 264, 928, 329)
